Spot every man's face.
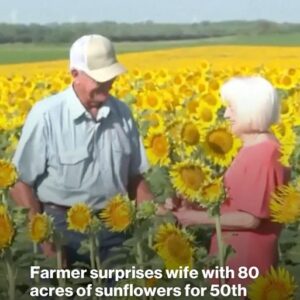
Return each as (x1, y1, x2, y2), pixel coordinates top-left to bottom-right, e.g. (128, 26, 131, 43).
(72, 70, 115, 106)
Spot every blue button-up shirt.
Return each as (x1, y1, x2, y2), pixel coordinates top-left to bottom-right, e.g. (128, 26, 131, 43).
(13, 86, 149, 209)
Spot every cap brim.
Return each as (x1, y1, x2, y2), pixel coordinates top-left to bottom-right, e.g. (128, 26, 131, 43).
(85, 62, 127, 82)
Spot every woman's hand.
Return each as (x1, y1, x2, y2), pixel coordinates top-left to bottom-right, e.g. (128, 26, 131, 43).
(173, 209, 204, 226)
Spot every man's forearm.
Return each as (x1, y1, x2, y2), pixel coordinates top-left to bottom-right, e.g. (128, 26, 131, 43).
(128, 174, 154, 204)
(10, 181, 42, 218)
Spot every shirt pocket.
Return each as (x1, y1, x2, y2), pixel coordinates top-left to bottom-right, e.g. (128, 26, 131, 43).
(59, 147, 90, 189)
(109, 130, 131, 183)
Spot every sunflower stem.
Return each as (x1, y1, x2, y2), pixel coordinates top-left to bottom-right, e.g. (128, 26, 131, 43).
(136, 240, 147, 300)
(214, 213, 225, 286)
(56, 244, 66, 295)
(1, 190, 7, 205)
(5, 251, 16, 300)
(94, 234, 102, 286)
(33, 243, 40, 284)
(148, 228, 153, 249)
(89, 234, 98, 300)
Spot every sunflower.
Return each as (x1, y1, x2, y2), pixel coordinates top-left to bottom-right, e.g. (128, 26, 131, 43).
(29, 213, 53, 243)
(174, 119, 202, 156)
(201, 123, 241, 167)
(290, 90, 300, 126)
(169, 160, 211, 201)
(280, 97, 295, 121)
(143, 112, 165, 132)
(0, 160, 17, 189)
(186, 98, 200, 116)
(270, 184, 300, 224)
(271, 121, 296, 143)
(144, 128, 171, 166)
(248, 267, 297, 300)
(271, 121, 296, 167)
(196, 102, 218, 128)
(199, 177, 226, 207)
(0, 204, 15, 250)
(153, 223, 194, 269)
(141, 91, 165, 111)
(67, 202, 92, 233)
(100, 195, 133, 232)
(276, 73, 297, 90)
(201, 91, 223, 110)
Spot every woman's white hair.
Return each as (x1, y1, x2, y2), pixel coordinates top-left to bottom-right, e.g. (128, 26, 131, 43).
(220, 76, 280, 132)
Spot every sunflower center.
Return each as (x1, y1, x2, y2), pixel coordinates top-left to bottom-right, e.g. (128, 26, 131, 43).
(200, 106, 213, 122)
(182, 123, 200, 145)
(282, 76, 292, 86)
(180, 167, 205, 190)
(281, 101, 289, 115)
(203, 94, 217, 106)
(209, 81, 219, 91)
(72, 213, 89, 228)
(0, 216, 13, 246)
(147, 95, 158, 107)
(32, 219, 47, 237)
(112, 206, 130, 228)
(152, 135, 168, 157)
(187, 100, 199, 113)
(207, 130, 233, 154)
(265, 287, 286, 300)
(167, 235, 190, 264)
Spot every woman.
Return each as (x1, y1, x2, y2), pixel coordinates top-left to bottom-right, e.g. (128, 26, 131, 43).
(171, 76, 290, 287)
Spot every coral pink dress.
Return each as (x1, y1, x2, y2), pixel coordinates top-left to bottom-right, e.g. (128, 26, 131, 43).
(209, 139, 290, 286)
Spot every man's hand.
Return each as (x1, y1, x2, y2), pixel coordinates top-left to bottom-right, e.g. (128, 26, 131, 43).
(40, 241, 56, 257)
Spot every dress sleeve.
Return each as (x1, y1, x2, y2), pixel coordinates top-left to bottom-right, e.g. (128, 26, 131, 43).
(228, 144, 290, 219)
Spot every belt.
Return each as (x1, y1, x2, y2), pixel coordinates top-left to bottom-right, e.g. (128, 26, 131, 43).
(43, 202, 104, 214)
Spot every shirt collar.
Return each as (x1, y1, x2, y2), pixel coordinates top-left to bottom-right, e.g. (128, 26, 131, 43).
(66, 85, 115, 122)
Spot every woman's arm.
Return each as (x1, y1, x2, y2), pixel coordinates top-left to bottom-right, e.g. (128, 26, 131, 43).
(173, 209, 261, 230)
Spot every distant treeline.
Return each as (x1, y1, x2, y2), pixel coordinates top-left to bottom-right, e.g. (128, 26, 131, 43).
(1, 20, 300, 44)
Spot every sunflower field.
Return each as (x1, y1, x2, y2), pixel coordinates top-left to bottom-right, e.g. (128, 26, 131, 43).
(0, 46, 300, 299)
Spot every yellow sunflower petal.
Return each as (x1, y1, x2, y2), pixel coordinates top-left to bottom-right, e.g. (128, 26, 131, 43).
(100, 195, 133, 232)
(29, 213, 53, 243)
(270, 184, 300, 224)
(0, 204, 15, 250)
(153, 223, 194, 269)
(248, 267, 297, 300)
(67, 203, 92, 233)
(0, 160, 17, 189)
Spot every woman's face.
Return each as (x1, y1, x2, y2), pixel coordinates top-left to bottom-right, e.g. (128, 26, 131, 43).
(224, 102, 243, 135)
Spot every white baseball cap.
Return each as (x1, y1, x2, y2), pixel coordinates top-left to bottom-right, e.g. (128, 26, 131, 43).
(69, 34, 126, 82)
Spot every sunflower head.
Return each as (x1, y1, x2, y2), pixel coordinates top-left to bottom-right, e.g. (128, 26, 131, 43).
(181, 122, 201, 146)
(0, 160, 18, 189)
(169, 160, 211, 202)
(199, 177, 226, 207)
(100, 195, 134, 232)
(136, 201, 157, 220)
(270, 184, 300, 224)
(67, 202, 92, 233)
(144, 128, 170, 166)
(153, 223, 194, 269)
(29, 213, 53, 243)
(248, 267, 297, 300)
(0, 204, 15, 250)
(202, 123, 241, 167)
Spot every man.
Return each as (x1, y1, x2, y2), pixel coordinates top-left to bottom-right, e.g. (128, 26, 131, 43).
(10, 34, 153, 264)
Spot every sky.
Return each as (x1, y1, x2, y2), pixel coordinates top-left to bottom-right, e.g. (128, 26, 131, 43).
(0, 0, 299, 24)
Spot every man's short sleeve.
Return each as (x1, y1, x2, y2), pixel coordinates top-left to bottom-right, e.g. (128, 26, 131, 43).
(12, 104, 47, 186)
(127, 115, 149, 178)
